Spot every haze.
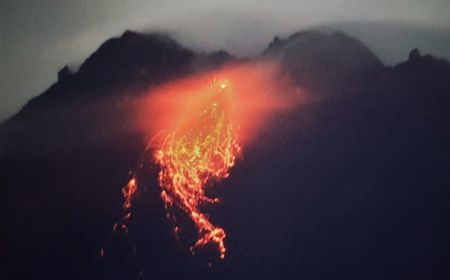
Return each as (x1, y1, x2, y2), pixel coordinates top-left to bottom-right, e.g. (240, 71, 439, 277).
(1, 0, 449, 122)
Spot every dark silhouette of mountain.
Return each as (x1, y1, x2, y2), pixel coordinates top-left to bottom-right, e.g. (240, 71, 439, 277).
(263, 31, 384, 97)
(315, 21, 450, 65)
(1, 30, 450, 280)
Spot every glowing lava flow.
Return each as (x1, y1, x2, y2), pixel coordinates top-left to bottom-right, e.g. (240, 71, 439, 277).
(110, 62, 302, 260)
(154, 80, 240, 259)
(114, 175, 138, 234)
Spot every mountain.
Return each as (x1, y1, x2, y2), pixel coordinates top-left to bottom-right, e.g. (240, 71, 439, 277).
(263, 31, 384, 96)
(316, 21, 450, 65)
(1, 30, 450, 280)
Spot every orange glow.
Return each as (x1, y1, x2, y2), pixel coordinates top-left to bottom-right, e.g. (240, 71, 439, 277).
(133, 62, 303, 259)
(114, 175, 138, 234)
(138, 62, 302, 147)
(155, 79, 240, 258)
(123, 177, 137, 210)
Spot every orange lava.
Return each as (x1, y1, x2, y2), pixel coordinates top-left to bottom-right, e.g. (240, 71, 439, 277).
(113, 175, 138, 234)
(154, 79, 240, 258)
(135, 62, 303, 259)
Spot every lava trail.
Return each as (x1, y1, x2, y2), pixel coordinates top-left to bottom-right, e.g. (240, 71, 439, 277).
(154, 79, 240, 259)
(112, 62, 302, 259)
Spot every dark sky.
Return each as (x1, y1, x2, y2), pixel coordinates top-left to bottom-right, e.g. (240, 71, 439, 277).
(1, 0, 449, 122)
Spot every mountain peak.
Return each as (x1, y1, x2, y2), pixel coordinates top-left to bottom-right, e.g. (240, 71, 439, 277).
(75, 31, 195, 91)
(57, 65, 74, 83)
(408, 48, 421, 62)
(264, 30, 384, 96)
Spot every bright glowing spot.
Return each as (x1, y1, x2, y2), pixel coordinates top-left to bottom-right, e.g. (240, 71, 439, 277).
(111, 175, 138, 236)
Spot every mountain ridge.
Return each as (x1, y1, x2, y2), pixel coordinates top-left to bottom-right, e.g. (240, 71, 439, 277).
(2, 29, 450, 280)
(6, 28, 449, 127)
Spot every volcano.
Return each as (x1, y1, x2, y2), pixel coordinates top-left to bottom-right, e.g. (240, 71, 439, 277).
(1, 30, 450, 280)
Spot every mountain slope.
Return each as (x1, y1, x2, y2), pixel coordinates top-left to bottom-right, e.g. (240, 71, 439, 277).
(1, 30, 450, 280)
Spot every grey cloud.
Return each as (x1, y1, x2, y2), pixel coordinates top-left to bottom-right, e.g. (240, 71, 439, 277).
(1, 0, 449, 122)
